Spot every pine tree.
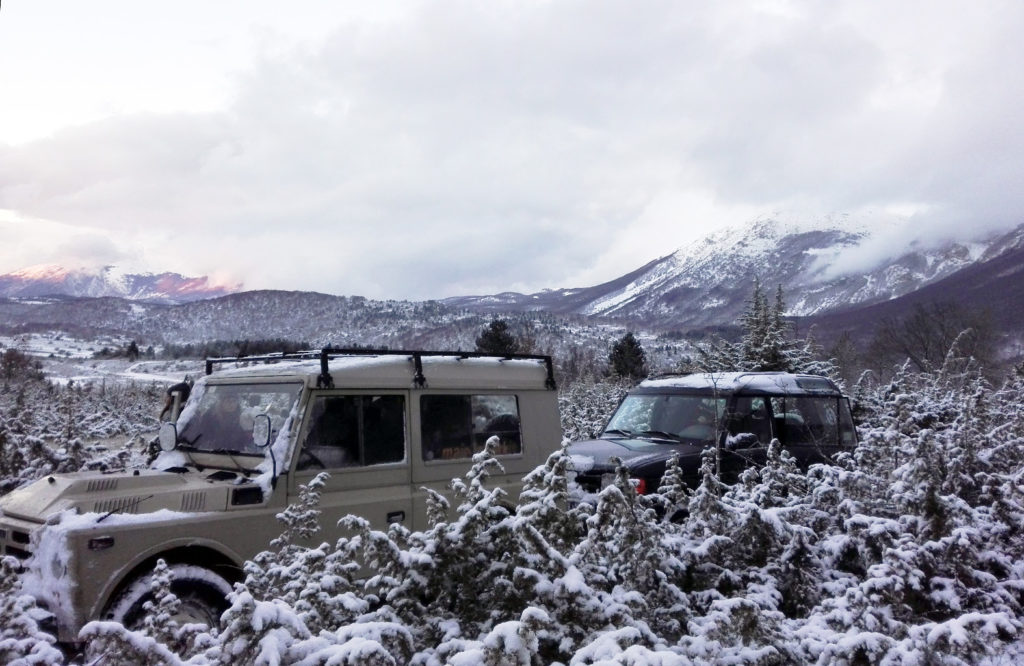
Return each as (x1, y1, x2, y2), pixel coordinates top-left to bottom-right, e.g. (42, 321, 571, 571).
(138, 559, 204, 657)
(244, 472, 331, 611)
(475, 319, 520, 355)
(608, 332, 647, 381)
(697, 282, 838, 379)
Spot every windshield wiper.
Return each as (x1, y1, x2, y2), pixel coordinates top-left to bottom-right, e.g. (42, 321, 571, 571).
(171, 441, 205, 471)
(207, 448, 262, 458)
(201, 449, 256, 475)
(636, 430, 683, 442)
(97, 494, 154, 523)
(602, 428, 634, 438)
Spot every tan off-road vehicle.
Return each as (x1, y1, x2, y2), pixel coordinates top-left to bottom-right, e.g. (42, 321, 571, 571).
(0, 348, 562, 642)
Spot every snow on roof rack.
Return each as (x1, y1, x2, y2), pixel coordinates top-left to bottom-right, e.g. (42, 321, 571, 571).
(204, 347, 558, 391)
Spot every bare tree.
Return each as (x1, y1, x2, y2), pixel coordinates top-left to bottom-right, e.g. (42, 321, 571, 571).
(867, 302, 997, 374)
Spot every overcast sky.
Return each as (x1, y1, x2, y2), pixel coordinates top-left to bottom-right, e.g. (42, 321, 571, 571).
(1, 1, 1022, 300)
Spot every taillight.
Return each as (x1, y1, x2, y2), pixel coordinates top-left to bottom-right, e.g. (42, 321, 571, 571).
(632, 478, 648, 495)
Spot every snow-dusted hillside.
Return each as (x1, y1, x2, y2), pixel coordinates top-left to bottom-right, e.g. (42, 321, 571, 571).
(445, 217, 1024, 328)
(0, 265, 241, 304)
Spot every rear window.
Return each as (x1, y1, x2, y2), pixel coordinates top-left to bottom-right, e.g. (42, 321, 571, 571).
(420, 394, 521, 461)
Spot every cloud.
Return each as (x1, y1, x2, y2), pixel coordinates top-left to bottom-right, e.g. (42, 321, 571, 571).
(1, 1, 1023, 299)
(55, 234, 132, 268)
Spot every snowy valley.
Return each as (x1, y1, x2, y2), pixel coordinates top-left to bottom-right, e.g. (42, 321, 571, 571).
(2, 217, 1024, 663)
(2, 315, 1024, 663)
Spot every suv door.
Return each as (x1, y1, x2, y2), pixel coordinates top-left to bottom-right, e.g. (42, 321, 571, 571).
(290, 391, 413, 534)
(769, 395, 850, 467)
(718, 395, 773, 481)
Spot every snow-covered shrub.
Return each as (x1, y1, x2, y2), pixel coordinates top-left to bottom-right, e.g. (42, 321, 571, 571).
(0, 556, 64, 665)
(0, 375, 157, 493)
(559, 378, 630, 442)
(5, 341, 1024, 664)
(79, 621, 184, 666)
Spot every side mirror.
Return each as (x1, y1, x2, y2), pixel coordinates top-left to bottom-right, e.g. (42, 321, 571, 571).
(252, 414, 272, 449)
(158, 422, 178, 452)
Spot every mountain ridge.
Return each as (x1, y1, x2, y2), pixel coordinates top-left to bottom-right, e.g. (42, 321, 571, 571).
(0, 264, 242, 304)
(4, 216, 1023, 343)
(444, 217, 1024, 328)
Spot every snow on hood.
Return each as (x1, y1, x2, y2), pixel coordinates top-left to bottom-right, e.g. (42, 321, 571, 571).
(0, 467, 245, 523)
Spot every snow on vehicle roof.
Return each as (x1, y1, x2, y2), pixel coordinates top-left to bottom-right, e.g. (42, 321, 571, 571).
(638, 372, 842, 394)
(201, 351, 555, 390)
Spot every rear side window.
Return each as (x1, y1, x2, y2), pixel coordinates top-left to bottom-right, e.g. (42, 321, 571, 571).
(420, 394, 521, 461)
(298, 394, 406, 470)
(770, 396, 850, 447)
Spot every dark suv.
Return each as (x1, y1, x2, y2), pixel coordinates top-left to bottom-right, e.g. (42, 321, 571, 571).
(568, 372, 856, 499)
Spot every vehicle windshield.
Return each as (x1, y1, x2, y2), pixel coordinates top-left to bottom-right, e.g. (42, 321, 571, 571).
(177, 382, 303, 455)
(604, 394, 727, 445)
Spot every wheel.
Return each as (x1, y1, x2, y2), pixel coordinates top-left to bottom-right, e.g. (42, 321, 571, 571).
(105, 563, 233, 629)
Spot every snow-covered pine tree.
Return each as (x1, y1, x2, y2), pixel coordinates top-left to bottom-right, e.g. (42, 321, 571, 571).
(139, 558, 206, 657)
(695, 281, 839, 380)
(243, 471, 329, 605)
(516, 445, 589, 552)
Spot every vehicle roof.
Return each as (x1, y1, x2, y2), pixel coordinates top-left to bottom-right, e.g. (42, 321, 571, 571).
(637, 372, 843, 395)
(201, 351, 556, 391)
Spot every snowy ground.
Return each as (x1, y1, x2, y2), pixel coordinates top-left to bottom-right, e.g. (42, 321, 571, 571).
(42, 358, 203, 388)
(1, 331, 202, 387)
(0, 332, 130, 359)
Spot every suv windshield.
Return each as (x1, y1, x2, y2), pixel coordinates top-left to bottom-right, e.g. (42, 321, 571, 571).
(604, 394, 727, 445)
(178, 382, 303, 455)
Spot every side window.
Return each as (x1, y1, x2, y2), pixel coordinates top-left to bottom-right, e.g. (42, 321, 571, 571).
(420, 394, 521, 461)
(770, 396, 840, 447)
(797, 397, 840, 447)
(726, 396, 771, 447)
(838, 398, 857, 446)
(298, 394, 406, 470)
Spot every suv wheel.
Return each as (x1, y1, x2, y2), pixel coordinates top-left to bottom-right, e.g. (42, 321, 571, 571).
(105, 563, 233, 629)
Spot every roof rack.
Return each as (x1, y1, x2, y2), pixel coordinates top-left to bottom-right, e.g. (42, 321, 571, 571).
(205, 347, 558, 391)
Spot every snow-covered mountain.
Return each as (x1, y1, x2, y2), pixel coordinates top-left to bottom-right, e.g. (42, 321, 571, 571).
(443, 217, 1024, 328)
(5, 217, 1024, 346)
(0, 265, 241, 303)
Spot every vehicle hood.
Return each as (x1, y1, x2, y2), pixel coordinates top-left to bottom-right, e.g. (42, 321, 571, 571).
(0, 468, 260, 523)
(567, 436, 700, 474)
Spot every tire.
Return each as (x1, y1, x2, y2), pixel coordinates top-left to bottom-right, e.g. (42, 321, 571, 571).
(105, 563, 233, 630)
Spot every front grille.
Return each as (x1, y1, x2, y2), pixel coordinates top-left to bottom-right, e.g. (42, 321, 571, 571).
(0, 519, 36, 560)
(575, 473, 604, 493)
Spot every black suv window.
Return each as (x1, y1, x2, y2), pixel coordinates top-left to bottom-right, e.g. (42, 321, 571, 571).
(298, 394, 406, 469)
(603, 394, 726, 444)
(725, 396, 771, 447)
(770, 395, 854, 447)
